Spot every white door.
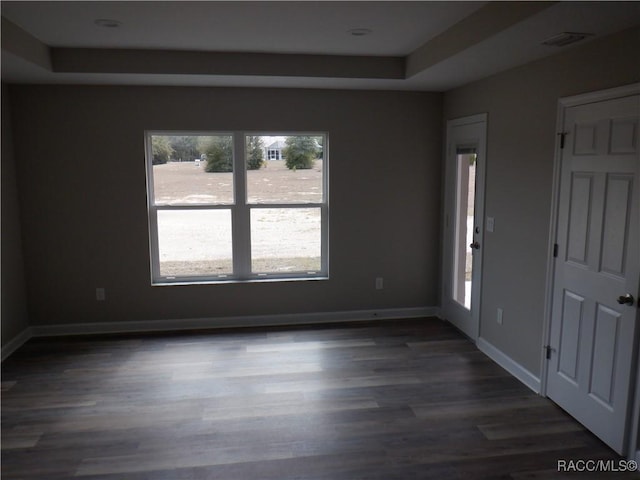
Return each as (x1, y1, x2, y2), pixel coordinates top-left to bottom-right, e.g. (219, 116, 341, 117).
(546, 92, 640, 455)
(442, 114, 487, 340)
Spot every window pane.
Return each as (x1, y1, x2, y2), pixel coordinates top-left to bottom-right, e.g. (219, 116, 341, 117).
(246, 135, 324, 204)
(157, 210, 232, 277)
(151, 135, 234, 205)
(251, 208, 321, 273)
(452, 151, 476, 310)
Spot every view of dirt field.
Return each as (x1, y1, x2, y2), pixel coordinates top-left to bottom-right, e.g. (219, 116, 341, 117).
(152, 160, 323, 276)
(153, 159, 323, 204)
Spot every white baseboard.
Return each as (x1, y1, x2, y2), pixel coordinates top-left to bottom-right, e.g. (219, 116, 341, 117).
(477, 336, 541, 394)
(29, 306, 439, 338)
(1, 327, 33, 362)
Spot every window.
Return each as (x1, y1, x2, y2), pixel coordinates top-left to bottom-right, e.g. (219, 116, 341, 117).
(145, 132, 328, 284)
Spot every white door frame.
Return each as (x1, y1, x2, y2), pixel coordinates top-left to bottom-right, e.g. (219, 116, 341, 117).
(442, 113, 487, 341)
(540, 83, 640, 458)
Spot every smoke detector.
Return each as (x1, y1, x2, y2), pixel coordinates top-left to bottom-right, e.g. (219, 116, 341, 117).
(542, 32, 594, 47)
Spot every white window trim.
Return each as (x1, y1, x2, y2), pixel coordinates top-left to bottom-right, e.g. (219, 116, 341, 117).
(145, 131, 329, 285)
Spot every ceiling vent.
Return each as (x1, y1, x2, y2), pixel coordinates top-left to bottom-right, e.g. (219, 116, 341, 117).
(94, 19, 122, 28)
(542, 32, 594, 47)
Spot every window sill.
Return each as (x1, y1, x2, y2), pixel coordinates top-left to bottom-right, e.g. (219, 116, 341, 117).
(151, 275, 329, 287)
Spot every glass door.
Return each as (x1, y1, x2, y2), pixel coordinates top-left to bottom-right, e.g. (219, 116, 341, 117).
(442, 114, 486, 341)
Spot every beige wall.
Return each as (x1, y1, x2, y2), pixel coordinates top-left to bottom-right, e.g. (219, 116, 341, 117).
(444, 26, 640, 376)
(9, 86, 442, 327)
(1, 83, 30, 347)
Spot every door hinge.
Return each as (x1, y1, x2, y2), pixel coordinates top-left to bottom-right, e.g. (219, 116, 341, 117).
(545, 345, 555, 360)
(558, 132, 568, 149)
(553, 243, 559, 258)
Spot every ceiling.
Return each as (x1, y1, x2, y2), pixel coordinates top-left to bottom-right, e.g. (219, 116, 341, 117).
(2, 1, 639, 91)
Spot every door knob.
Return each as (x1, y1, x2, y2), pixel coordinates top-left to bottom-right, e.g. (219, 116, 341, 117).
(470, 241, 480, 250)
(616, 294, 634, 306)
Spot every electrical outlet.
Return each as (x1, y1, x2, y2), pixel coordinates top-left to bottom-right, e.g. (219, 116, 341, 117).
(375, 277, 384, 290)
(96, 288, 106, 301)
(497, 308, 503, 325)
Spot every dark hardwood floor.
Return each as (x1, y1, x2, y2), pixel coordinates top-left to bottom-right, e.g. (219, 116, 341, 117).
(1, 318, 635, 479)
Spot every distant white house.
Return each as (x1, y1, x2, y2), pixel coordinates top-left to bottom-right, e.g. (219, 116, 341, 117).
(265, 138, 324, 161)
(266, 140, 286, 160)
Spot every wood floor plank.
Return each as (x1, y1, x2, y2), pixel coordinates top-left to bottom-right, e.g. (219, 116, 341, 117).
(245, 338, 377, 353)
(75, 443, 298, 476)
(2, 318, 634, 479)
(477, 418, 586, 440)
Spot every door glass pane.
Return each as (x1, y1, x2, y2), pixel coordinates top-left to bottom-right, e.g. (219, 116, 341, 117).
(251, 208, 321, 273)
(453, 149, 477, 309)
(157, 209, 232, 277)
(151, 134, 234, 205)
(246, 135, 324, 204)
